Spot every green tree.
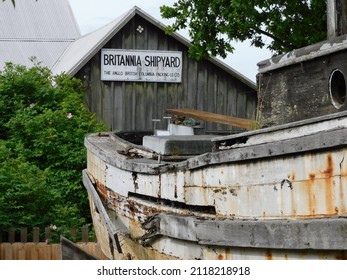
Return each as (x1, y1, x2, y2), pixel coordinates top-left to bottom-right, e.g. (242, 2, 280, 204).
(0, 63, 106, 240)
(160, 0, 327, 59)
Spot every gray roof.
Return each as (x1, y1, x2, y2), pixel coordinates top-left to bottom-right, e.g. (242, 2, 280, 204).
(0, 0, 80, 69)
(52, 6, 256, 90)
(258, 34, 347, 74)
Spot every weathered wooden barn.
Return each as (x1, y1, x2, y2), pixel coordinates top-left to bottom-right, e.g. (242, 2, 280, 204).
(52, 7, 257, 133)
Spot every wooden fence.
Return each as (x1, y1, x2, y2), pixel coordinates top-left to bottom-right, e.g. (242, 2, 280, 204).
(0, 227, 107, 260)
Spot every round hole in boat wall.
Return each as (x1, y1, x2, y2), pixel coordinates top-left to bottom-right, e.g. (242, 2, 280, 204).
(329, 69, 346, 109)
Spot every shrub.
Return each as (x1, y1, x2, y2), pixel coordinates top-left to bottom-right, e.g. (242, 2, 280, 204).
(0, 63, 106, 236)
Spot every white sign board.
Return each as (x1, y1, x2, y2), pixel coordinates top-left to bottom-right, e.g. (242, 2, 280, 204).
(101, 49, 182, 83)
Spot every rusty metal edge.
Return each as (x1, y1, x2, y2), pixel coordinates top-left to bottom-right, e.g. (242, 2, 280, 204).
(82, 169, 123, 254)
(187, 127, 347, 170)
(85, 118, 347, 173)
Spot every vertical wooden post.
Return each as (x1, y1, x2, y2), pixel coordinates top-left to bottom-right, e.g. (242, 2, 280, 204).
(339, 0, 347, 35)
(327, 0, 347, 39)
(8, 228, 15, 243)
(82, 226, 89, 243)
(327, 0, 337, 40)
(21, 228, 27, 243)
(33, 227, 40, 243)
(70, 227, 77, 242)
(45, 227, 51, 243)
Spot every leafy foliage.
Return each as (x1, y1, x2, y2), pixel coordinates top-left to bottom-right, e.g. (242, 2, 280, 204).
(160, 0, 327, 59)
(0, 63, 106, 238)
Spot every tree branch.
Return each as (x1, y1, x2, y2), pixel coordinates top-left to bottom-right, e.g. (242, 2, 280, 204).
(253, 27, 299, 50)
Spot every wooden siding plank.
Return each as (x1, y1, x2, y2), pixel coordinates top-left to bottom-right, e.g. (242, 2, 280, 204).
(177, 51, 188, 109)
(217, 74, 229, 131)
(14, 243, 26, 260)
(124, 83, 134, 130)
(206, 68, 217, 131)
(246, 93, 257, 120)
(187, 58, 198, 109)
(146, 83, 155, 129)
(102, 82, 113, 129)
(132, 83, 137, 129)
(227, 78, 238, 119)
(37, 243, 51, 260)
(156, 83, 168, 129)
(236, 90, 247, 119)
(28, 243, 39, 259)
(197, 63, 207, 111)
(122, 18, 134, 49)
(147, 21, 159, 50)
(110, 82, 115, 130)
(2, 243, 13, 260)
(113, 82, 124, 130)
(92, 55, 103, 124)
(167, 84, 178, 111)
(52, 244, 61, 260)
(135, 83, 146, 130)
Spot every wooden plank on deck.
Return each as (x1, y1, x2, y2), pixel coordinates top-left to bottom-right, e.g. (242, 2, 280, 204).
(166, 108, 254, 130)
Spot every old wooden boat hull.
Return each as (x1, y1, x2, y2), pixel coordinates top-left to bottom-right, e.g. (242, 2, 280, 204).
(83, 111, 347, 260)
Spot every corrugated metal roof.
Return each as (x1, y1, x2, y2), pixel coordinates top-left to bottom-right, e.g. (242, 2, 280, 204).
(52, 11, 128, 76)
(0, 0, 80, 69)
(0, 41, 73, 69)
(52, 6, 256, 90)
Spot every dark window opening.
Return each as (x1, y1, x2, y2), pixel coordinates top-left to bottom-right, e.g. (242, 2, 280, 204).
(329, 69, 346, 109)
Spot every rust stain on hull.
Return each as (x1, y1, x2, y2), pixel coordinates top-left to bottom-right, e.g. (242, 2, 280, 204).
(324, 154, 335, 215)
(88, 169, 347, 260)
(266, 250, 273, 260)
(84, 116, 347, 260)
(301, 153, 343, 217)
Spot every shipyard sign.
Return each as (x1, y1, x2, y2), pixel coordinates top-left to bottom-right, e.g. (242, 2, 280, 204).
(101, 49, 182, 83)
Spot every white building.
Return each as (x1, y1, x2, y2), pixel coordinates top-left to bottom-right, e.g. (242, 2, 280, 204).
(0, 0, 80, 69)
